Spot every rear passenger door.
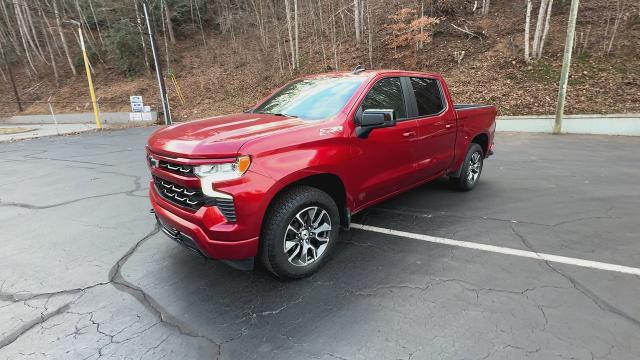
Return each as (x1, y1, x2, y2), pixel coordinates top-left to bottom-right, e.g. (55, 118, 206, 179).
(406, 77, 457, 179)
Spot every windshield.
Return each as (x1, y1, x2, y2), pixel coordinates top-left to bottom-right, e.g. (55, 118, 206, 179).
(253, 76, 366, 120)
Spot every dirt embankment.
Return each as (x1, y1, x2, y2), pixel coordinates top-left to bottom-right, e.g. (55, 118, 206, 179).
(1, 0, 638, 121)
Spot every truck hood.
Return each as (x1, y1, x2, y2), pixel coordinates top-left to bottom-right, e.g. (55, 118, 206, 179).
(147, 113, 309, 158)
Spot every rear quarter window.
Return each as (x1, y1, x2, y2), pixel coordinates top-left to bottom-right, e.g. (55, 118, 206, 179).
(410, 77, 445, 117)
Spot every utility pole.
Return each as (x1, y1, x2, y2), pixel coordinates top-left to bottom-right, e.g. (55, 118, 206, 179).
(142, 0, 172, 125)
(1, 49, 22, 112)
(553, 0, 580, 134)
(78, 27, 102, 129)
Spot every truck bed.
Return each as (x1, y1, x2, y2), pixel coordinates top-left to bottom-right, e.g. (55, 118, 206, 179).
(454, 104, 494, 110)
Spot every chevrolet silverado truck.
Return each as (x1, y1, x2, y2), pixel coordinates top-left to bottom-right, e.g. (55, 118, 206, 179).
(147, 69, 496, 278)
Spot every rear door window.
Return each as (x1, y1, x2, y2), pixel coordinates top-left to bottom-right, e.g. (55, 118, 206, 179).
(410, 77, 445, 117)
(360, 77, 407, 120)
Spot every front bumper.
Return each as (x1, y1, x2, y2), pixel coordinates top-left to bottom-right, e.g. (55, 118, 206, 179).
(150, 185, 259, 260)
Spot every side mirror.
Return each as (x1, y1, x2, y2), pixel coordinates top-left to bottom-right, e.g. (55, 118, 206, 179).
(355, 109, 396, 138)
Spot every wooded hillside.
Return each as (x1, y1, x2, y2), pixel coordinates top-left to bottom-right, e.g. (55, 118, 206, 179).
(0, 0, 638, 120)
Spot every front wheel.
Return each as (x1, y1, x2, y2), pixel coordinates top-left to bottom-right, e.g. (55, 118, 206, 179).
(260, 186, 340, 279)
(450, 143, 484, 191)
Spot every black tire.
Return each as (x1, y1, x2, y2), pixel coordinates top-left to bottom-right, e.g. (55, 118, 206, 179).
(450, 143, 484, 191)
(260, 185, 340, 279)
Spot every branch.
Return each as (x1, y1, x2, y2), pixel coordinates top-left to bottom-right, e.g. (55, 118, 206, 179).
(450, 24, 486, 40)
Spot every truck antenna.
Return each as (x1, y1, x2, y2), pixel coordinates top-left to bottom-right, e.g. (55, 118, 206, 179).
(352, 65, 365, 74)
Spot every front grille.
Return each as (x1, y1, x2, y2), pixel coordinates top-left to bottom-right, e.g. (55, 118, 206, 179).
(154, 177, 205, 210)
(148, 155, 195, 177)
(153, 176, 237, 222)
(160, 160, 195, 176)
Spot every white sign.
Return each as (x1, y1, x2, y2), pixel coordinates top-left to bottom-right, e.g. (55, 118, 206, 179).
(130, 95, 143, 113)
(143, 105, 151, 113)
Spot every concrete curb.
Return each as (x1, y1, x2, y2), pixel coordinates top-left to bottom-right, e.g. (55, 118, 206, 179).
(497, 114, 640, 136)
(1, 112, 157, 125)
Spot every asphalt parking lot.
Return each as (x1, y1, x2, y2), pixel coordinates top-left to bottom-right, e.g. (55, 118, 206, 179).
(1, 128, 639, 360)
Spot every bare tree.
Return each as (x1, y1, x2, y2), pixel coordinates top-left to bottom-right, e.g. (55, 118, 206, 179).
(294, 0, 299, 68)
(606, 0, 626, 55)
(524, 0, 532, 61)
(531, 0, 553, 59)
(366, 0, 373, 68)
(88, 0, 104, 46)
(482, 0, 491, 15)
(284, 0, 296, 69)
(133, 0, 151, 74)
(163, 0, 176, 44)
(53, 0, 77, 75)
(1, 0, 21, 53)
(537, 0, 553, 58)
(354, 0, 361, 44)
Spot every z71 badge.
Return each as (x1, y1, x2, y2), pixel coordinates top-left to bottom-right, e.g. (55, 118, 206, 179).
(319, 126, 343, 135)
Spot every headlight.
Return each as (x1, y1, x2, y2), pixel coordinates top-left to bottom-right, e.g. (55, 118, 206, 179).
(194, 156, 251, 182)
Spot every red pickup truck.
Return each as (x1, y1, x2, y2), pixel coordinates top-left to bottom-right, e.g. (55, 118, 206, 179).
(147, 69, 496, 278)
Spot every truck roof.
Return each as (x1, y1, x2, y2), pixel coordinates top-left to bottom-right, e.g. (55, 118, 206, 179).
(300, 69, 444, 80)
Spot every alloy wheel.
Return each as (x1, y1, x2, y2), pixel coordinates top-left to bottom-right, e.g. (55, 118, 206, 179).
(284, 206, 332, 266)
(467, 151, 482, 184)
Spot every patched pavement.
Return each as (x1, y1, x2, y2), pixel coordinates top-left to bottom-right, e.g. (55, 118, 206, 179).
(1, 128, 639, 359)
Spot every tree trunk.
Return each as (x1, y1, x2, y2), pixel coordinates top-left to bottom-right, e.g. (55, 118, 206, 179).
(284, 0, 296, 69)
(537, 0, 554, 59)
(14, 3, 38, 73)
(53, 0, 77, 75)
(163, 0, 176, 44)
(532, 0, 549, 58)
(524, 0, 532, 61)
(294, 0, 299, 68)
(23, 1, 47, 61)
(195, 0, 206, 46)
(134, 0, 151, 74)
(88, 0, 104, 46)
(354, 0, 361, 44)
(14, 2, 44, 62)
(37, 0, 63, 58)
(366, 0, 373, 68)
(41, 10, 59, 87)
(481, 0, 491, 15)
(317, 0, 327, 66)
(1, 0, 21, 54)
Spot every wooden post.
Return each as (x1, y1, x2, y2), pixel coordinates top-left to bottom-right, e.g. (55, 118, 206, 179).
(554, 0, 580, 134)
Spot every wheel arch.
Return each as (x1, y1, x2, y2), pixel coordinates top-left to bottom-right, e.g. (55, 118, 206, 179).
(471, 132, 490, 157)
(265, 172, 349, 230)
(449, 131, 489, 178)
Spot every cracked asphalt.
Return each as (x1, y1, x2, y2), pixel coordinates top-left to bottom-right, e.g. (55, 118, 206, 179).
(1, 128, 639, 359)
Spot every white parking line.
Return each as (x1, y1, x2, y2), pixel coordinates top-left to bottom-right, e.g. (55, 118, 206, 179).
(351, 223, 640, 276)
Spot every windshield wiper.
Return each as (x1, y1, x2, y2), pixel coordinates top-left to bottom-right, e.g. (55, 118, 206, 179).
(256, 112, 298, 118)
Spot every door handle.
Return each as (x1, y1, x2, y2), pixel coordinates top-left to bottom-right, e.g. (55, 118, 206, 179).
(402, 131, 416, 137)
(445, 124, 454, 129)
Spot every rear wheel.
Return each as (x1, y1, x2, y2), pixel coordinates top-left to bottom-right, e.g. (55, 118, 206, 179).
(260, 186, 340, 279)
(450, 143, 484, 191)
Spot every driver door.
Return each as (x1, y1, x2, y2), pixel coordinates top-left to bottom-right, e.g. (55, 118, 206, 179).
(350, 77, 420, 207)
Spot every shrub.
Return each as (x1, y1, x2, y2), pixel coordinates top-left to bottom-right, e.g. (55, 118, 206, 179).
(385, 8, 439, 57)
(105, 19, 147, 76)
(74, 42, 98, 70)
